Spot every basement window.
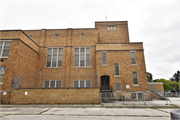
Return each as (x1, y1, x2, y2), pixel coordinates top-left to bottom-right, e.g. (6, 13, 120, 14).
(29, 35, 33, 39)
(132, 93, 143, 100)
(81, 33, 85, 37)
(55, 34, 58, 38)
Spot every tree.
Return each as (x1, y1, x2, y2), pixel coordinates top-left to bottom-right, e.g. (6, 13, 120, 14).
(169, 81, 179, 92)
(153, 78, 171, 92)
(170, 70, 180, 82)
(146, 72, 153, 82)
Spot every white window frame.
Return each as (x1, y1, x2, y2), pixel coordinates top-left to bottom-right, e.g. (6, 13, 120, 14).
(130, 51, 137, 65)
(0, 40, 11, 58)
(102, 51, 107, 66)
(132, 71, 139, 85)
(115, 83, 121, 91)
(114, 63, 120, 77)
(107, 25, 116, 30)
(44, 80, 61, 88)
(74, 47, 91, 67)
(73, 80, 91, 88)
(46, 47, 63, 68)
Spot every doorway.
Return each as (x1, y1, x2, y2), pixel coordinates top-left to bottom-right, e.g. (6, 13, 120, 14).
(101, 76, 110, 90)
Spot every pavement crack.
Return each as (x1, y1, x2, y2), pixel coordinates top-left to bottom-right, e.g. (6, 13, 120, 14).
(38, 108, 51, 115)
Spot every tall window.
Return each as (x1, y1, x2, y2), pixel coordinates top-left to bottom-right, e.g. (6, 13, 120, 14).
(102, 52, 107, 65)
(74, 47, 91, 67)
(44, 80, 61, 88)
(115, 83, 121, 91)
(114, 63, 120, 76)
(130, 52, 136, 65)
(46, 48, 63, 68)
(0, 66, 6, 84)
(73, 80, 91, 88)
(132, 72, 138, 85)
(0, 41, 11, 58)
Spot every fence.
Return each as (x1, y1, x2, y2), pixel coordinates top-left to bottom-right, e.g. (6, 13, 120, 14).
(100, 91, 152, 104)
(13, 71, 98, 89)
(166, 92, 180, 97)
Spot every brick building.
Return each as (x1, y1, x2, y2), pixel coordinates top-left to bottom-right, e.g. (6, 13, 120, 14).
(0, 21, 149, 104)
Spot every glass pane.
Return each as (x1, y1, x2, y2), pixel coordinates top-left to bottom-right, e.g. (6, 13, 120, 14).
(80, 48, 85, 53)
(74, 81, 79, 88)
(102, 52, 107, 65)
(59, 48, 63, 54)
(75, 48, 79, 53)
(58, 55, 63, 67)
(132, 93, 136, 99)
(86, 48, 90, 54)
(116, 83, 121, 91)
(53, 48, 58, 54)
(138, 93, 143, 99)
(50, 81, 55, 88)
(114, 63, 119, 75)
(56, 81, 61, 88)
(80, 54, 85, 67)
(131, 52, 135, 58)
(2, 42, 11, 57)
(46, 55, 51, 67)
(131, 58, 136, 64)
(0, 74, 4, 83)
(74, 54, 79, 67)
(44, 81, 49, 88)
(52, 55, 57, 67)
(47, 48, 52, 54)
(133, 72, 137, 78)
(86, 54, 90, 66)
(0, 42, 3, 56)
(80, 81, 84, 88)
(86, 80, 91, 88)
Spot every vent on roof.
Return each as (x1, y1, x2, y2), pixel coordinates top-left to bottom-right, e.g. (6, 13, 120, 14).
(29, 35, 33, 39)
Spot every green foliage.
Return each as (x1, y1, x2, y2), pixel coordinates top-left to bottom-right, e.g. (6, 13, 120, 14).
(146, 72, 153, 82)
(153, 78, 171, 92)
(169, 81, 179, 92)
(119, 95, 125, 101)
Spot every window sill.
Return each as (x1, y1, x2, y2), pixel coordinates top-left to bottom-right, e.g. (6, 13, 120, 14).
(102, 64, 108, 66)
(45, 67, 63, 69)
(107, 29, 116, 30)
(114, 76, 120, 77)
(73, 66, 91, 68)
(133, 85, 139, 86)
(115, 91, 121, 92)
(0, 57, 8, 59)
(131, 64, 137, 66)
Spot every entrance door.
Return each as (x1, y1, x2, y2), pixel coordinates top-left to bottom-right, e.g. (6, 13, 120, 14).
(101, 76, 110, 90)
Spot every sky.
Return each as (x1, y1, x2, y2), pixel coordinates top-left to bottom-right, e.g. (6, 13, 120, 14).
(0, 0, 179, 80)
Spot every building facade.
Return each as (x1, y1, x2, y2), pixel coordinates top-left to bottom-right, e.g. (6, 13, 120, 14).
(0, 21, 149, 104)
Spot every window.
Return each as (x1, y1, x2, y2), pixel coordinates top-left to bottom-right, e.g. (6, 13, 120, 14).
(132, 93, 143, 100)
(44, 80, 61, 88)
(132, 72, 138, 85)
(0, 41, 11, 58)
(115, 83, 121, 91)
(107, 25, 116, 30)
(81, 33, 85, 37)
(29, 35, 33, 39)
(130, 51, 136, 65)
(114, 63, 120, 76)
(0, 66, 6, 84)
(55, 34, 58, 38)
(46, 48, 63, 68)
(73, 80, 91, 88)
(102, 52, 107, 65)
(74, 47, 91, 67)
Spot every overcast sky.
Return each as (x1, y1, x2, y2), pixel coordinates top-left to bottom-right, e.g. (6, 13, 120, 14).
(0, 0, 179, 80)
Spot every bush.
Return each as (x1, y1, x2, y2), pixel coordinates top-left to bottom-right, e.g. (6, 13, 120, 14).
(119, 95, 125, 101)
